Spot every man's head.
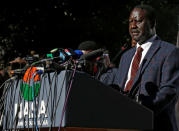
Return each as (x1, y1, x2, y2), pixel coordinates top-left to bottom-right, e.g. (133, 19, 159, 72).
(78, 40, 99, 54)
(129, 4, 156, 44)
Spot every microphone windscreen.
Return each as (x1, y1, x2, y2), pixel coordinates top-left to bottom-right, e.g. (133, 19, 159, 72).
(74, 50, 83, 56)
(79, 48, 105, 60)
(59, 51, 66, 62)
(64, 49, 72, 56)
(50, 48, 58, 53)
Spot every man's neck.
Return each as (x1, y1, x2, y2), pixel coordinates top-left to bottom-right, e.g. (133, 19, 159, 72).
(138, 34, 156, 45)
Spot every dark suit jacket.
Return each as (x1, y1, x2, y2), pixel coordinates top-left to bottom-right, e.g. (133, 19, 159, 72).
(100, 37, 179, 131)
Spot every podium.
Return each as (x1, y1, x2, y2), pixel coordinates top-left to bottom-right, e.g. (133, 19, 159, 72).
(2, 70, 153, 130)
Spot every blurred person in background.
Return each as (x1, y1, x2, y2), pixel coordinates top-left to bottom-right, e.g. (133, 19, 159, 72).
(77, 40, 113, 79)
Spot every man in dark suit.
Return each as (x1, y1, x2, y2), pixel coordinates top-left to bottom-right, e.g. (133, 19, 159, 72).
(100, 4, 179, 131)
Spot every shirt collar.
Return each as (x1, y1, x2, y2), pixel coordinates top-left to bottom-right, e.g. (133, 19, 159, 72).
(136, 34, 157, 50)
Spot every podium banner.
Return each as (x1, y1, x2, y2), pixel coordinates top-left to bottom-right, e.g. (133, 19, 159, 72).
(2, 70, 153, 130)
(3, 71, 69, 129)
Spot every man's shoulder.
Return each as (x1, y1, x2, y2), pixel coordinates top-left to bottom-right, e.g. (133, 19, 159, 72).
(118, 47, 136, 63)
(157, 39, 176, 49)
(156, 40, 177, 56)
(122, 47, 135, 56)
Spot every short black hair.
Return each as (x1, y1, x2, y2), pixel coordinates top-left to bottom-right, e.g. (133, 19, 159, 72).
(134, 4, 156, 28)
(78, 41, 99, 50)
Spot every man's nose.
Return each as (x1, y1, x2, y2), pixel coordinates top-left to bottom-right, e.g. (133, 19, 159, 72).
(130, 21, 137, 28)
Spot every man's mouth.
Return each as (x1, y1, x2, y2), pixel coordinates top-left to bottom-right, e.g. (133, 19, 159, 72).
(131, 31, 140, 36)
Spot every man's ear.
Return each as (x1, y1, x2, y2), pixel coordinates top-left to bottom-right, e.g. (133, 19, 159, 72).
(150, 20, 156, 29)
(149, 20, 156, 34)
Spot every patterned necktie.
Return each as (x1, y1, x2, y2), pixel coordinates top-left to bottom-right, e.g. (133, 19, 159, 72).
(124, 46, 143, 92)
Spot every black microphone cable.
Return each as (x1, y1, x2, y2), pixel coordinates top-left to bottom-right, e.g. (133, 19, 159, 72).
(4, 60, 45, 130)
(48, 60, 72, 129)
(50, 71, 58, 129)
(49, 70, 58, 130)
(8, 65, 32, 130)
(50, 65, 69, 128)
(37, 66, 54, 128)
(11, 65, 32, 130)
(13, 75, 27, 131)
(8, 52, 78, 130)
(58, 62, 78, 131)
(0, 76, 18, 108)
(38, 72, 49, 129)
(13, 78, 26, 130)
(17, 65, 36, 130)
(31, 71, 44, 131)
(1, 74, 19, 129)
(8, 67, 31, 130)
(0, 76, 17, 129)
(38, 61, 67, 129)
(6, 74, 18, 129)
(38, 66, 59, 129)
(25, 65, 45, 130)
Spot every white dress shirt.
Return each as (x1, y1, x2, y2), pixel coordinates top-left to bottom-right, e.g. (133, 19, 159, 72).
(124, 35, 157, 88)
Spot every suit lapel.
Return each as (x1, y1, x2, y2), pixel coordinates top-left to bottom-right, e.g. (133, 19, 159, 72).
(141, 40, 161, 74)
(121, 48, 136, 89)
(130, 38, 161, 90)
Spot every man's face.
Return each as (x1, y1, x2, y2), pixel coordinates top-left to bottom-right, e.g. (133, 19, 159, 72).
(129, 8, 152, 44)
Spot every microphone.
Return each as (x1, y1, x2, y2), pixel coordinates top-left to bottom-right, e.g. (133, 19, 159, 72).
(31, 48, 84, 70)
(47, 48, 83, 63)
(10, 67, 45, 76)
(74, 49, 83, 57)
(79, 48, 105, 61)
(64, 48, 83, 59)
(45, 48, 70, 64)
(10, 69, 27, 76)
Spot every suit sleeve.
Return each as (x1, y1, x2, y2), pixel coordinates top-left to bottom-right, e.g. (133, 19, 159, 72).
(99, 53, 126, 88)
(153, 48, 179, 113)
(99, 67, 119, 85)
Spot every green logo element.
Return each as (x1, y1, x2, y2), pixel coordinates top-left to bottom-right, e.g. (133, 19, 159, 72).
(20, 82, 40, 101)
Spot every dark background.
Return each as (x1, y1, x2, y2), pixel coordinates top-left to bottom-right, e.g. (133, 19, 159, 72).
(0, 0, 179, 63)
